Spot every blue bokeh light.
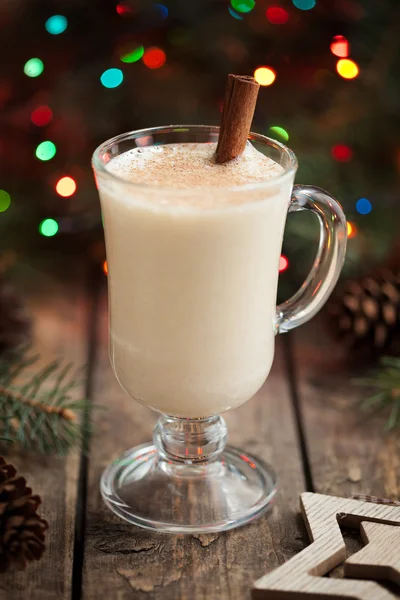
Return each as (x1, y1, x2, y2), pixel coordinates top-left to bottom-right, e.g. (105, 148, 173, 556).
(356, 198, 372, 215)
(45, 15, 68, 35)
(154, 4, 168, 19)
(292, 0, 316, 10)
(228, 6, 244, 19)
(100, 68, 124, 89)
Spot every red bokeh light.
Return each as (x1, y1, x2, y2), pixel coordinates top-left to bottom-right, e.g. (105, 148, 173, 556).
(330, 35, 350, 58)
(279, 255, 289, 273)
(266, 6, 289, 25)
(31, 105, 53, 127)
(143, 47, 166, 69)
(116, 3, 132, 15)
(331, 144, 353, 162)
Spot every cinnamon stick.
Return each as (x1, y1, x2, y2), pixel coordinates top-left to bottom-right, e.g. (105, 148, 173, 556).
(215, 74, 260, 164)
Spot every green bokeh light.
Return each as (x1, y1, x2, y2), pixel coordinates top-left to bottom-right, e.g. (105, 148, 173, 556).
(231, 0, 255, 13)
(120, 46, 144, 63)
(269, 126, 289, 143)
(0, 190, 11, 213)
(24, 58, 44, 78)
(35, 141, 56, 161)
(39, 218, 59, 237)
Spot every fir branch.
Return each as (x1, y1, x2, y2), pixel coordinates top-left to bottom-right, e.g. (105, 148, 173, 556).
(0, 348, 93, 455)
(354, 356, 400, 430)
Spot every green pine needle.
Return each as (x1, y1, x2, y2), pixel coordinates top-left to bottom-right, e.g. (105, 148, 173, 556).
(0, 347, 93, 455)
(354, 356, 400, 431)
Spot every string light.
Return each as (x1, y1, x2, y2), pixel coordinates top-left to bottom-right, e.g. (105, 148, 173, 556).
(279, 255, 289, 272)
(120, 46, 144, 63)
(347, 221, 357, 238)
(292, 0, 316, 10)
(254, 67, 276, 86)
(331, 144, 353, 162)
(266, 6, 289, 24)
(269, 126, 289, 143)
(143, 47, 166, 69)
(100, 68, 124, 88)
(330, 35, 349, 58)
(39, 218, 59, 237)
(35, 141, 56, 161)
(356, 198, 372, 215)
(228, 6, 243, 19)
(45, 15, 68, 35)
(0, 190, 11, 213)
(231, 0, 255, 13)
(103, 260, 108, 275)
(31, 105, 53, 127)
(55, 176, 77, 197)
(24, 58, 44, 78)
(336, 58, 359, 79)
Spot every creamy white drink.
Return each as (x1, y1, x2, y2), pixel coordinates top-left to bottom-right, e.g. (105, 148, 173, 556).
(100, 142, 291, 417)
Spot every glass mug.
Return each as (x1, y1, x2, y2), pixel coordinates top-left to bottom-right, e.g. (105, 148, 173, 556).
(92, 125, 347, 533)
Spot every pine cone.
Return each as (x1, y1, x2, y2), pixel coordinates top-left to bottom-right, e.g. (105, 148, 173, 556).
(328, 269, 400, 355)
(0, 278, 31, 355)
(0, 457, 47, 572)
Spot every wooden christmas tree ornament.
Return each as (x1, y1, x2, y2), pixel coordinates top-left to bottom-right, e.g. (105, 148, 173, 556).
(252, 492, 400, 599)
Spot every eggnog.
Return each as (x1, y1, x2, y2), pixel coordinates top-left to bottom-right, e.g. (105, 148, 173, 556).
(99, 142, 291, 417)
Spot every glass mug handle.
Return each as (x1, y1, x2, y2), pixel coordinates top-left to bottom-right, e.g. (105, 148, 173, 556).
(276, 184, 347, 334)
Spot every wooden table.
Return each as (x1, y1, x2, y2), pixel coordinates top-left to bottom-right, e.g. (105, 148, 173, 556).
(1, 263, 399, 600)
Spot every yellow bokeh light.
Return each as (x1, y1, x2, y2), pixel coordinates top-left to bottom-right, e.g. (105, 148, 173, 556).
(254, 67, 276, 86)
(347, 221, 357, 238)
(55, 176, 77, 197)
(336, 58, 359, 79)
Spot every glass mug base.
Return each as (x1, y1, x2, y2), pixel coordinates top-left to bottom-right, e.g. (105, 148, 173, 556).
(100, 415, 277, 533)
(100, 444, 277, 534)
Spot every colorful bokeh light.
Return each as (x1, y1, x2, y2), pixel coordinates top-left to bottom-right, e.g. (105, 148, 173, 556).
(0, 190, 11, 213)
(254, 67, 276, 86)
(279, 255, 289, 272)
(269, 126, 289, 143)
(45, 15, 68, 35)
(120, 46, 144, 63)
(24, 58, 44, 78)
(116, 3, 133, 15)
(39, 218, 59, 237)
(292, 0, 316, 9)
(336, 58, 359, 79)
(35, 141, 56, 161)
(103, 260, 108, 275)
(143, 47, 166, 69)
(266, 6, 289, 24)
(347, 221, 357, 238)
(331, 144, 353, 162)
(356, 198, 372, 215)
(100, 68, 124, 88)
(228, 6, 243, 19)
(31, 105, 53, 127)
(330, 35, 349, 58)
(231, 0, 255, 13)
(56, 176, 77, 197)
(154, 4, 168, 19)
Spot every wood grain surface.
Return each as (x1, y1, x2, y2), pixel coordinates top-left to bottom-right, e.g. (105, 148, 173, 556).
(0, 266, 87, 600)
(81, 289, 307, 600)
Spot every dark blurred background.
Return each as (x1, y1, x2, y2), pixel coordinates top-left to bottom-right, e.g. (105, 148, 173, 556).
(1, 0, 399, 299)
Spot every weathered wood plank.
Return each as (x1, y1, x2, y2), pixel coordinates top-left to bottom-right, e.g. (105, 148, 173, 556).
(293, 320, 400, 501)
(82, 290, 306, 600)
(0, 266, 87, 600)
